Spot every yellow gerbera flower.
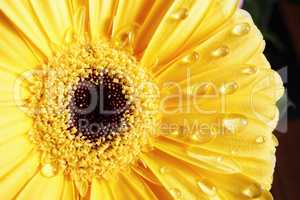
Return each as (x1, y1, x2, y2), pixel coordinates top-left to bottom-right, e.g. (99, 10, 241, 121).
(0, 0, 284, 199)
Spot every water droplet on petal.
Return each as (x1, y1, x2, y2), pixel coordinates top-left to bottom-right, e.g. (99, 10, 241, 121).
(241, 66, 258, 75)
(186, 86, 194, 96)
(211, 46, 230, 58)
(41, 163, 57, 178)
(186, 151, 240, 173)
(219, 82, 239, 95)
(256, 136, 265, 144)
(150, 56, 159, 69)
(197, 179, 217, 196)
(195, 83, 218, 95)
(171, 8, 189, 20)
(232, 23, 251, 36)
(64, 28, 76, 44)
(181, 51, 200, 64)
(115, 31, 135, 48)
(272, 135, 279, 147)
(170, 188, 183, 199)
(216, 156, 224, 162)
(231, 149, 238, 155)
(240, 10, 252, 18)
(113, 24, 140, 49)
(221, 114, 248, 134)
(170, 130, 180, 137)
(242, 183, 263, 198)
(190, 134, 200, 142)
(188, 130, 216, 144)
(75, 178, 89, 197)
(138, 159, 148, 168)
(160, 166, 170, 174)
(143, 144, 154, 152)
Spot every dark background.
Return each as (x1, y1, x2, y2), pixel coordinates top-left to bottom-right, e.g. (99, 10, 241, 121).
(243, 0, 300, 199)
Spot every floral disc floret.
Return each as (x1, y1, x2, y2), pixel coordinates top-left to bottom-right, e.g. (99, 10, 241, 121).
(25, 42, 159, 184)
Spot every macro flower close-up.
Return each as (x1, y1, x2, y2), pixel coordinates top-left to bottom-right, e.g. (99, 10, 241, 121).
(0, 0, 285, 199)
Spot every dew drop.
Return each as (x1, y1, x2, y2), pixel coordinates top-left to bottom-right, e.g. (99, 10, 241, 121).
(170, 188, 183, 199)
(272, 135, 279, 147)
(231, 149, 237, 155)
(256, 136, 265, 144)
(139, 159, 148, 168)
(242, 183, 263, 198)
(190, 132, 201, 142)
(75, 178, 89, 197)
(197, 179, 217, 196)
(170, 130, 180, 137)
(232, 23, 251, 36)
(143, 144, 154, 152)
(241, 66, 258, 75)
(195, 83, 218, 95)
(115, 31, 135, 48)
(64, 28, 76, 44)
(186, 83, 218, 96)
(160, 166, 170, 174)
(41, 163, 57, 178)
(219, 81, 239, 95)
(186, 86, 194, 96)
(186, 151, 240, 173)
(181, 51, 200, 64)
(171, 8, 189, 20)
(222, 114, 248, 134)
(188, 130, 216, 144)
(211, 46, 230, 58)
(216, 156, 224, 163)
(121, 31, 134, 42)
(113, 24, 139, 49)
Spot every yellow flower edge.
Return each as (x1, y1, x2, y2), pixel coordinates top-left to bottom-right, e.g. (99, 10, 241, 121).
(0, 0, 283, 200)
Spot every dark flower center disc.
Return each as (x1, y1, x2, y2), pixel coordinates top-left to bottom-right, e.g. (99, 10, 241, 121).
(69, 71, 131, 142)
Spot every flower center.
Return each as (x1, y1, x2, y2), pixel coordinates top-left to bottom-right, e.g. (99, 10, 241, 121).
(25, 42, 159, 185)
(69, 70, 133, 143)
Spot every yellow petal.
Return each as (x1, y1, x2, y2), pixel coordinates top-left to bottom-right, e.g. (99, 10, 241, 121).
(155, 136, 275, 190)
(143, 180, 173, 200)
(61, 178, 76, 200)
(88, 0, 117, 40)
(0, 118, 32, 144)
(0, 70, 29, 103)
(183, 0, 239, 49)
(132, 159, 161, 185)
(141, 151, 210, 199)
(0, 135, 34, 178)
(0, 69, 19, 91)
(17, 171, 64, 200)
(154, 137, 241, 174)
(159, 64, 281, 191)
(107, 172, 158, 200)
(141, 0, 238, 67)
(29, 0, 72, 45)
(155, 5, 282, 191)
(159, 65, 282, 129)
(142, 149, 269, 199)
(71, 3, 87, 40)
(0, 150, 40, 200)
(0, 106, 30, 126)
(0, 13, 39, 73)
(0, 0, 52, 57)
(134, 0, 175, 55)
(90, 178, 113, 200)
(112, 0, 155, 37)
(156, 9, 262, 80)
(0, 91, 28, 107)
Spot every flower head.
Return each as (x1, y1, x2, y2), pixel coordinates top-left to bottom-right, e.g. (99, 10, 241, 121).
(0, 0, 283, 199)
